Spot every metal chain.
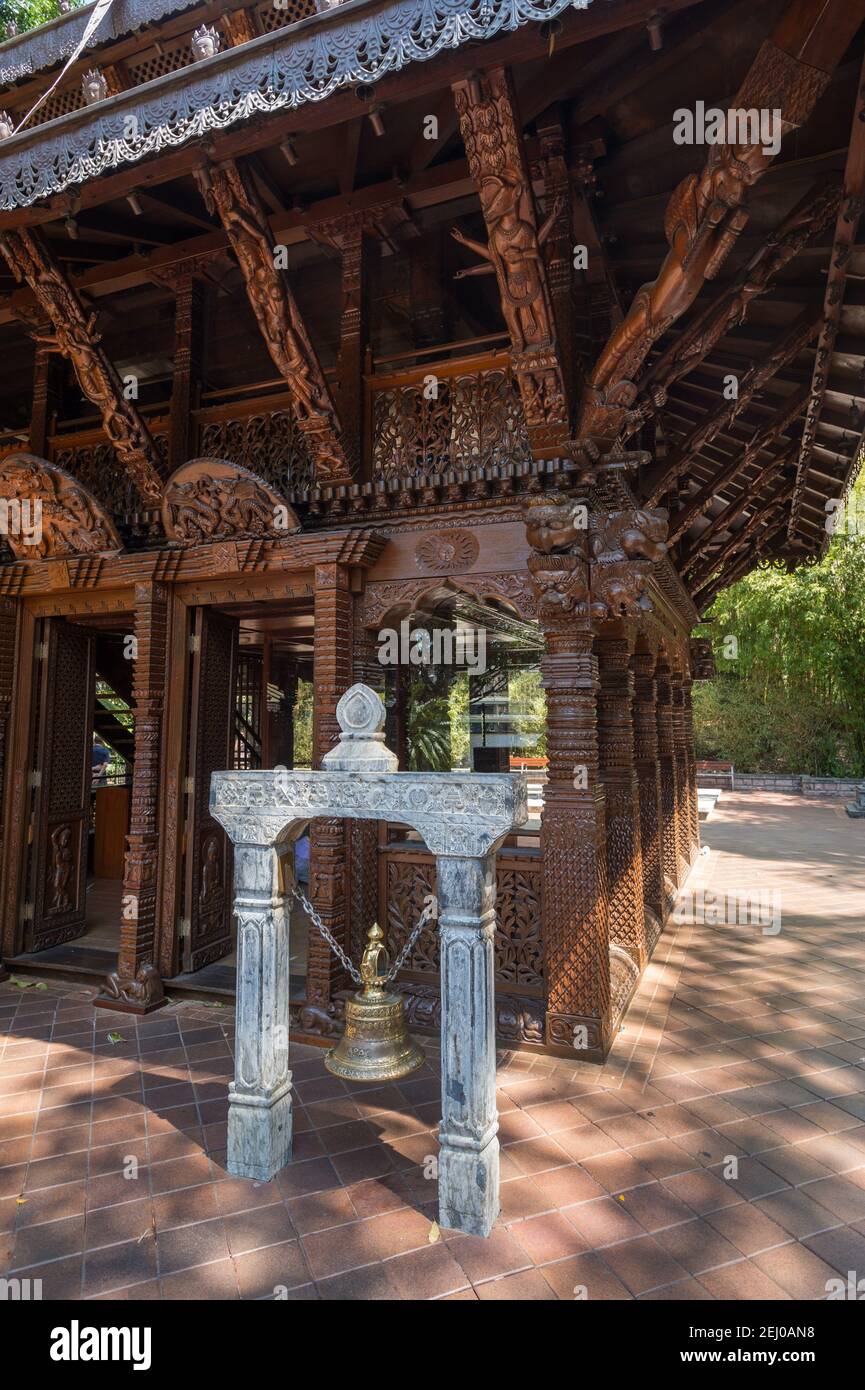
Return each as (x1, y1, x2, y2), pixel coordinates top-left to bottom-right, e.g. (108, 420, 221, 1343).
(291, 885, 436, 986)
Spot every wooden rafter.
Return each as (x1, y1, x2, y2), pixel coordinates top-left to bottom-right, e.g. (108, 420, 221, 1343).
(195, 158, 350, 484)
(691, 478, 794, 597)
(0, 228, 163, 507)
(451, 67, 570, 455)
(574, 0, 865, 446)
(665, 386, 809, 547)
(680, 445, 796, 574)
(788, 49, 865, 541)
(642, 307, 821, 507)
(696, 508, 790, 609)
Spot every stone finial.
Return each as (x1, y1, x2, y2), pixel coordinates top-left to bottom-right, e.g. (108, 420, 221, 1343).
(322, 683, 398, 774)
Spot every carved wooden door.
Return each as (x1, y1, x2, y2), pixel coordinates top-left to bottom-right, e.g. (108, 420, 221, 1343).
(182, 608, 238, 972)
(26, 619, 96, 952)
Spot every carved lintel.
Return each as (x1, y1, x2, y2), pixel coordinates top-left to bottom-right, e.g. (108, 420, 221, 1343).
(0, 229, 164, 507)
(196, 159, 351, 483)
(452, 67, 569, 454)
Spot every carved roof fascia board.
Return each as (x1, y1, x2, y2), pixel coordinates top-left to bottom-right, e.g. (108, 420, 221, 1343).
(0, 0, 202, 86)
(0, 0, 586, 211)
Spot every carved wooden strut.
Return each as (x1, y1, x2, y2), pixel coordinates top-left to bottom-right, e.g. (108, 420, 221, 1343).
(0, 229, 164, 507)
(194, 158, 351, 484)
(452, 67, 569, 455)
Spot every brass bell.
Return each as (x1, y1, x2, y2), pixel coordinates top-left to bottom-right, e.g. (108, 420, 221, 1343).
(325, 923, 425, 1083)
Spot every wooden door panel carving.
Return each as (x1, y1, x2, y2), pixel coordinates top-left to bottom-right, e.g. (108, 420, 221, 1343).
(183, 608, 237, 972)
(28, 619, 95, 952)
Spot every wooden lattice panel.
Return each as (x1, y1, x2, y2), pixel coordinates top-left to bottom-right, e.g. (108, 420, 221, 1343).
(255, 0, 318, 35)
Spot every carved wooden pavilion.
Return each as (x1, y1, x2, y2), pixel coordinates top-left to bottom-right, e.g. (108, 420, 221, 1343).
(0, 0, 862, 1061)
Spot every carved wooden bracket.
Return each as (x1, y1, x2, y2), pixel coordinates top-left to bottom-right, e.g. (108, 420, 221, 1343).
(195, 158, 351, 484)
(161, 457, 300, 544)
(452, 67, 569, 456)
(0, 453, 122, 559)
(524, 485, 668, 626)
(0, 229, 164, 507)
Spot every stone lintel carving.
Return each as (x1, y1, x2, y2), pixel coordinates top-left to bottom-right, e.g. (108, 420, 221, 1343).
(0, 454, 122, 559)
(452, 66, 569, 454)
(0, 229, 164, 506)
(195, 158, 350, 483)
(211, 766, 526, 859)
(161, 456, 300, 544)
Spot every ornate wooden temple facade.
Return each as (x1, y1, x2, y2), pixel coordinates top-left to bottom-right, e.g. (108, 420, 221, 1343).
(0, 0, 862, 1060)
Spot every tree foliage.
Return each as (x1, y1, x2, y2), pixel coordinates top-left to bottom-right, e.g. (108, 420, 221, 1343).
(1, 1, 84, 37)
(693, 473, 865, 775)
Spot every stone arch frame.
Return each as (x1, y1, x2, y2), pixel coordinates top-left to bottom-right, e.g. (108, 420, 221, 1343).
(210, 684, 528, 1237)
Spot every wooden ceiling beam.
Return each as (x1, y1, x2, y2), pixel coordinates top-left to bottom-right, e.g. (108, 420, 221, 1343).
(631, 179, 841, 434)
(680, 446, 796, 573)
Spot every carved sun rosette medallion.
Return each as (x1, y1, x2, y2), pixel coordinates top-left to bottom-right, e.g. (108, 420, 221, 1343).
(414, 529, 479, 574)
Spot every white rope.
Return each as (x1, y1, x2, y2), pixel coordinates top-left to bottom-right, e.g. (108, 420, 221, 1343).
(13, 0, 117, 137)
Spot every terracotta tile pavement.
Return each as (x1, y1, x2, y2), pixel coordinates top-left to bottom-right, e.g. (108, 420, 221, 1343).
(1, 791, 864, 1300)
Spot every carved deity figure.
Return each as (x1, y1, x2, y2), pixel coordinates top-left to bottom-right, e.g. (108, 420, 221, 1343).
(48, 824, 74, 913)
(589, 143, 766, 397)
(452, 174, 560, 353)
(200, 836, 221, 905)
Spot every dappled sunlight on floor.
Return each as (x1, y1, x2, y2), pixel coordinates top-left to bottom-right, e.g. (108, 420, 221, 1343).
(1, 791, 864, 1300)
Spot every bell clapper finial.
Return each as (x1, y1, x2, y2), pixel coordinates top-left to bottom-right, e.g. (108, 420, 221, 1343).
(324, 919, 425, 1083)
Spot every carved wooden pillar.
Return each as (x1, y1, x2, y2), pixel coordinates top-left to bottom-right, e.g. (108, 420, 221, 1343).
(670, 671, 692, 873)
(0, 599, 16, 981)
(168, 275, 206, 471)
(537, 115, 576, 408)
(307, 565, 354, 1004)
(681, 673, 700, 861)
(334, 220, 370, 479)
(95, 582, 169, 1013)
(29, 344, 63, 457)
(538, 618, 610, 1059)
(596, 629, 646, 971)
(655, 652, 682, 895)
(632, 645, 664, 936)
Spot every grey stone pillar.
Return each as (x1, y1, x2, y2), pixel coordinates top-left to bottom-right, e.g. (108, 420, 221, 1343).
(436, 852, 499, 1237)
(211, 684, 527, 1234)
(228, 838, 293, 1182)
